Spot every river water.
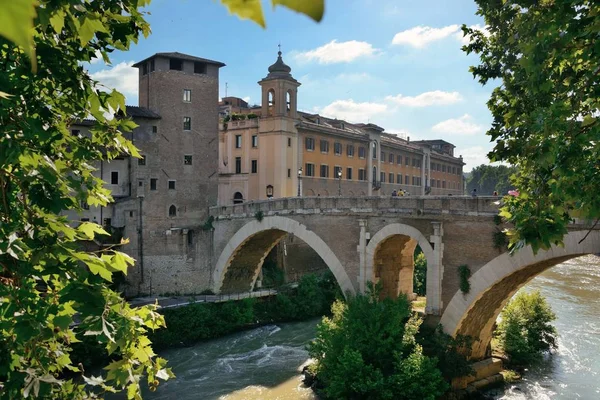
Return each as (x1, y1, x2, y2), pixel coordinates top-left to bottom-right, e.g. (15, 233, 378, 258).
(143, 255, 600, 400)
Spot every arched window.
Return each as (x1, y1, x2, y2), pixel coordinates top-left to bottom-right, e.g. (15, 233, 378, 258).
(372, 142, 378, 159)
(168, 205, 176, 217)
(233, 192, 244, 204)
(372, 166, 377, 183)
(268, 89, 275, 116)
(286, 90, 292, 115)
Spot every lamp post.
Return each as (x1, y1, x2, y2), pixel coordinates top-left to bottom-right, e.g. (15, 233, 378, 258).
(337, 169, 342, 196)
(297, 167, 302, 196)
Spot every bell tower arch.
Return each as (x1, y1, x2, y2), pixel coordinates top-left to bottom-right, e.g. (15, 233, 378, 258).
(258, 50, 300, 118)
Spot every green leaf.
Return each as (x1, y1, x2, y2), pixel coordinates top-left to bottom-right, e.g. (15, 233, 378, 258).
(49, 8, 65, 34)
(581, 114, 596, 127)
(77, 222, 109, 240)
(0, 0, 37, 71)
(79, 16, 107, 45)
(272, 0, 324, 22)
(219, 0, 265, 28)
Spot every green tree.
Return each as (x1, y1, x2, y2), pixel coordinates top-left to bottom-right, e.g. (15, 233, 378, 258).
(495, 290, 558, 366)
(413, 251, 427, 297)
(308, 286, 447, 400)
(0, 0, 326, 398)
(463, 0, 600, 253)
(466, 164, 517, 195)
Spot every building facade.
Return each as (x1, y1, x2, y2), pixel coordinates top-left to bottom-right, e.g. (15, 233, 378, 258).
(218, 52, 465, 205)
(67, 52, 225, 295)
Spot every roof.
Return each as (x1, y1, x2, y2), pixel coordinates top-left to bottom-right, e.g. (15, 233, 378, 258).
(411, 139, 456, 148)
(133, 52, 225, 68)
(124, 106, 161, 119)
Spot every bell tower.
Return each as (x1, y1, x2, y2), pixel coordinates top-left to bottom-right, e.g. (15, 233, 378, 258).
(258, 49, 300, 118)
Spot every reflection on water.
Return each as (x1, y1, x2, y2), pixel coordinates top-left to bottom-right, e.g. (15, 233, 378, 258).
(142, 320, 319, 400)
(494, 255, 600, 399)
(142, 255, 600, 400)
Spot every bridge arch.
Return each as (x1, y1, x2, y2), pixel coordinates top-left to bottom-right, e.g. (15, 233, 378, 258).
(365, 223, 435, 301)
(440, 229, 600, 360)
(213, 216, 355, 296)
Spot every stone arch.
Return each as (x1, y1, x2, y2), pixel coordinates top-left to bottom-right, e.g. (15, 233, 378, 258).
(267, 89, 275, 116)
(365, 224, 435, 303)
(440, 230, 600, 360)
(213, 216, 355, 296)
(168, 204, 177, 217)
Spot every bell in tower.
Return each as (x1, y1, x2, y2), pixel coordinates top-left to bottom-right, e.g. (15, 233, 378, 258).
(258, 48, 301, 118)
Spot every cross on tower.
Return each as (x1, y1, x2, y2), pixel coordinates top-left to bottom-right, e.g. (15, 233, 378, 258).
(278, 43, 281, 53)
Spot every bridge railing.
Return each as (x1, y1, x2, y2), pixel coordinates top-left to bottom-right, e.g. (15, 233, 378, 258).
(210, 195, 502, 219)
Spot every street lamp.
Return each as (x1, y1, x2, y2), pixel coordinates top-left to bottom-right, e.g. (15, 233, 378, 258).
(297, 167, 302, 196)
(337, 169, 342, 196)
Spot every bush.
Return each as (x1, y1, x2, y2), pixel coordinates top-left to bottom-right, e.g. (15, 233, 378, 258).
(458, 265, 471, 294)
(413, 251, 427, 296)
(416, 325, 473, 381)
(308, 284, 448, 400)
(495, 290, 557, 366)
(261, 258, 285, 288)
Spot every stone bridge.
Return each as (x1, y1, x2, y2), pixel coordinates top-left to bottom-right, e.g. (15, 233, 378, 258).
(209, 196, 600, 360)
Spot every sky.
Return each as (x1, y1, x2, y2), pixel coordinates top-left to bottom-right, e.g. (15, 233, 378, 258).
(88, 0, 498, 171)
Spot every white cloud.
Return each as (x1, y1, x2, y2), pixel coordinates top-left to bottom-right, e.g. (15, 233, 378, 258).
(320, 99, 388, 122)
(385, 90, 462, 107)
(456, 24, 490, 45)
(242, 96, 251, 103)
(89, 50, 104, 65)
(392, 25, 460, 48)
(91, 61, 138, 100)
(295, 40, 379, 64)
(456, 146, 494, 172)
(431, 114, 485, 136)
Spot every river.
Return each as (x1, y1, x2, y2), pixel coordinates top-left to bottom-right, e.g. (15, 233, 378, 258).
(143, 255, 600, 400)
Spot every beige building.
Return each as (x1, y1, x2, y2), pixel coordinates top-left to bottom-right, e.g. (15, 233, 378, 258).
(218, 51, 465, 205)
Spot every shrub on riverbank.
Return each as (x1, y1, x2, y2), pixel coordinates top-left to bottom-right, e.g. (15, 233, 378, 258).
(495, 290, 557, 366)
(307, 285, 448, 400)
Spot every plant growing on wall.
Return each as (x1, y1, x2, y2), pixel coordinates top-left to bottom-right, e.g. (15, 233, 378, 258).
(458, 265, 471, 295)
(254, 210, 264, 222)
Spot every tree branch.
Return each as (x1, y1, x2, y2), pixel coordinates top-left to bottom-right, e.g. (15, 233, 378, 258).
(578, 218, 600, 244)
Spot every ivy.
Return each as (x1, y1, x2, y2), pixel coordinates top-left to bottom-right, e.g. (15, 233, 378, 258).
(458, 265, 471, 295)
(254, 210, 264, 222)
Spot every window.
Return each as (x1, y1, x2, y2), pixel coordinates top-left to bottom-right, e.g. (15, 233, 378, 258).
(71, 129, 80, 136)
(142, 63, 148, 75)
(150, 59, 155, 72)
(431, 179, 436, 188)
(347, 167, 353, 180)
(168, 180, 176, 190)
(412, 176, 416, 186)
(452, 166, 456, 174)
(389, 173, 394, 183)
(252, 135, 258, 148)
(138, 155, 146, 165)
(150, 178, 157, 190)
(251, 160, 258, 173)
(389, 153, 394, 163)
(169, 205, 177, 217)
(288, 138, 292, 147)
(183, 117, 191, 131)
(372, 142, 377, 159)
(233, 192, 244, 204)
(184, 155, 192, 165)
(358, 146, 366, 159)
(397, 174, 402, 184)
(334, 166, 342, 179)
(442, 164, 446, 173)
(437, 163, 441, 172)
(305, 163, 315, 177)
(334, 142, 342, 155)
(187, 230, 194, 246)
(235, 135, 242, 148)
(152, 125, 157, 133)
(397, 154, 402, 165)
(169, 58, 182, 71)
(320, 164, 329, 178)
(183, 89, 191, 103)
(287, 168, 291, 178)
(110, 171, 119, 185)
(320, 140, 329, 153)
(358, 169, 366, 181)
(347, 144, 355, 157)
(305, 137, 315, 151)
(405, 156, 410, 166)
(138, 180, 143, 187)
(380, 172, 385, 183)
(194, 62, 207, 74)
(443, 180, 446, 189)
(235, 157, 241, 174)
(405, 175, 410, 185)
(103, 218, 111, 226)
(381, 151, 385, 161)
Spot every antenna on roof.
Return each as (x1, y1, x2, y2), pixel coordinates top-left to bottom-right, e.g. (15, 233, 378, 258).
(225, 82, 228, 98)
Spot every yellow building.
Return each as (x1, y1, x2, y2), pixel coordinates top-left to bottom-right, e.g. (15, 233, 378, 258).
(218, 51, 465, 205)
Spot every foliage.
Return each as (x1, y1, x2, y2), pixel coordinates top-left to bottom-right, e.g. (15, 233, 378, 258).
(466, 164, 516, 196)
(230, 113, 247, 121)
(413, 251, 427, 297)
(495, 290, 558, 366)
(493, 214, 503, 226)
(149, 272, 341, 350)
(416, 325, 473, 381)
(463, 1, 600, 253)
(254, 210, 264, 221)
(260, 258, 285, 288)
(246, 113, 259, 119)
(493, 229, 508, 252)
(0, 1, 176, 398)
(219, 0, 324, 28)
(458, 265, 471, 294)
(201, 215, 215, 231)
(308, 285, 448, 400)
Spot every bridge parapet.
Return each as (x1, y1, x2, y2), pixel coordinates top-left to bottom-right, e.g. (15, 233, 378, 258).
(210, 196, 502, 220)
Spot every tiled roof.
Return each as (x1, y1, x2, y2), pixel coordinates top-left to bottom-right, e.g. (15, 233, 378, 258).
(125, 106, 161, 119)
(133, 52, 225, 68)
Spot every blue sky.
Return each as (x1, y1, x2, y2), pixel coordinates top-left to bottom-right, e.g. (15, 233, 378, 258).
(89, 0, 497, 171)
